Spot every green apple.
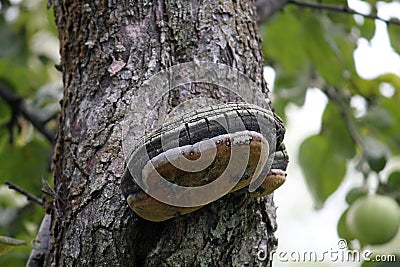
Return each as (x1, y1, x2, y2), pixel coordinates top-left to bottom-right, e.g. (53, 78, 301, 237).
(337, 208, 355, 241)
(346, 195, 400, 245)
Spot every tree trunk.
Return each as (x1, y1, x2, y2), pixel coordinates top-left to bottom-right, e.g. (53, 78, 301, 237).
(45, 1, 280, 266)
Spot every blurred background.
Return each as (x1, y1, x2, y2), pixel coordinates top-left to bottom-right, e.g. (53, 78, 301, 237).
(0, 0, 399, 266)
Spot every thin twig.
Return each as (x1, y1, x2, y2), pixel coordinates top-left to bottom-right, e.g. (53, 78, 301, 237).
(5, 181, 45, 207)
(0, 82, 55, 143)
(288, 0, 400, 26)
(41, 179, 58, 199)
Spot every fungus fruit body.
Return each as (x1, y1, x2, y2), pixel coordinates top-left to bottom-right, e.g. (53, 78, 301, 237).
(121, 103, 288, 222)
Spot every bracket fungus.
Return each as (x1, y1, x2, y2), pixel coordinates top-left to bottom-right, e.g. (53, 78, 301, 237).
(121, 103, 288, 222)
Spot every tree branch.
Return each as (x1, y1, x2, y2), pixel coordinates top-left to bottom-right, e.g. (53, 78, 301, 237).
(5, 180, 45, 207)
(288, 0, 400, 26)
(0, 82, 55, 143)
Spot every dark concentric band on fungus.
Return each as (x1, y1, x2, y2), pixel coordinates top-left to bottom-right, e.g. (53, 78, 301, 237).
(121, 103, 288, 222)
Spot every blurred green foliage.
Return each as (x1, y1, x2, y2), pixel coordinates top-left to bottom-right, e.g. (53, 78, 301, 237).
(262, 0, 400, 261)
(0, 0, 399, 266)
(262, 2, 400, 206)
(0, 0, 60, 265)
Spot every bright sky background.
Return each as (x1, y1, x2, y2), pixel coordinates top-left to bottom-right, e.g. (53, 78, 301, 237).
(266, 1, 400, 266)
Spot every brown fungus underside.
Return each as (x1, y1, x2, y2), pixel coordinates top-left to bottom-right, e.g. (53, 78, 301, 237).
(121, 103, 288, 222)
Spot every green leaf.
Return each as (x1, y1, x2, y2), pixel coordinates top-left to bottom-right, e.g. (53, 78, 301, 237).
(0, 100, 11, 125)
(301, 13, 343, 86)
(388, 24, 400, 54)
(0, 26, 25, 59)
(0, 128, 8, 156)
(0, 236, 26, 256)
(299, 134, 347, 207)
(0, 61, 32, 95)
(262, 8, 309, 73)
(273, 65, 310, 106)
(321, 102, 356, 158)
(327, 8, 355, 33)
(363, 106, 394, 130)
(387, 171, 400, 188)
(364, 97, 400, 154)
(359, 18, 375, 41)
(347, 76, 380, 98)
(0, 140, 51, 192)
(334, 34, 357, 75)
(0, 101, 10, 154)
(345, 187, 369, 205)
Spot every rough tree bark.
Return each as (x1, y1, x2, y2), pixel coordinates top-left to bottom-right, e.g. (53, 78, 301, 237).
(44, 0, 283, 266)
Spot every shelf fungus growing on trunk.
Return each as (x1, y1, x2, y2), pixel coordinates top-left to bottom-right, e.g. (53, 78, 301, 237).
(121, 103, 288, 222)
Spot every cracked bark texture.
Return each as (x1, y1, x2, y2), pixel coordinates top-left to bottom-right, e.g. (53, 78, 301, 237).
(46, 0, 283, 266)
